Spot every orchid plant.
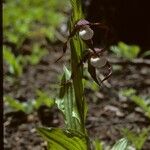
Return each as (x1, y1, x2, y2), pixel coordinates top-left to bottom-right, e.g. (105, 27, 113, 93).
(37, 0, 128, 150)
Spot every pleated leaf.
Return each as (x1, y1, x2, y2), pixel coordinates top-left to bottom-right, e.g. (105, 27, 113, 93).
(59, 66, 71, 99)
(56, 66, 81, 130)
(37, 127, 87, 150)
(111, 138, 128, 150)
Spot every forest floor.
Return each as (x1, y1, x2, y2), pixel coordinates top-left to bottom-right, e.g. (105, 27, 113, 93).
(4, 43, 150, 150)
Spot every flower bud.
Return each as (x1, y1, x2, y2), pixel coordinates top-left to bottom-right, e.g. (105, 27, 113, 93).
(79, 25, 94, 40)
(90, 56, 107, 68)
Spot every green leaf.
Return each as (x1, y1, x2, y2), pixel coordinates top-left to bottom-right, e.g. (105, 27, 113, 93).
(93, 139, 103, 150)
(118, 42, 140, 59)
(3, 46, 22, 76)
(4, 91, 54, 114)
(141, 50, 150, 58)
(131, 95, 150, 118)
(26, 44, 48, 65)
(110, 42, 140, 60)
(37, 127, 87, 150)
(4, 96, 35, 114)
(120, 88, 136, 97)
(122, 128, 150, 150)
(120, 88, 150, 118)
(56, 66, 81, 130)
(34, 90, 54, 109)
(3, 0, 69, 45)
(4, 96, 26, 112)
(111, 138, 128, 150)
(59, 66, 71, 99)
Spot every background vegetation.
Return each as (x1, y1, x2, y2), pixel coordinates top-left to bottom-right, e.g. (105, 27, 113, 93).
(3, 0, 150, 149)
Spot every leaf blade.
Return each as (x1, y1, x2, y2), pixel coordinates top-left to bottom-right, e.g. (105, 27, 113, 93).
(37, 127, 87, 150)
(111, 138, 128, 150)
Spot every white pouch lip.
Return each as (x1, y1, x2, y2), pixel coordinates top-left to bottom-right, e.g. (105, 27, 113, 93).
(79, 25, 94, 40)
(90, 56, 107, 68)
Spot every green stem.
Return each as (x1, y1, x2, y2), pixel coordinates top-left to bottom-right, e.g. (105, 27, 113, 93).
(69, 0, 86, 134)
(65, 1, 91, 149)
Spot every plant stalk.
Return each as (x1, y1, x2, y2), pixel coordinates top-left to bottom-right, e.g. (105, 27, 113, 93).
(69, 0, 86, 135)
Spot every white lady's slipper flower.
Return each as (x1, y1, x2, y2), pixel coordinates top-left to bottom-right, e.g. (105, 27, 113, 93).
(79, 25, 94, 40)
(90, 56, 107, 68)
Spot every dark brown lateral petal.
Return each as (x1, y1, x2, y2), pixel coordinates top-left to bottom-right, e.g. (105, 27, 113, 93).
(101, 62, 112, 83)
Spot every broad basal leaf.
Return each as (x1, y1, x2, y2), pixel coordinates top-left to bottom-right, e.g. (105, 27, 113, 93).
(37, 127, 87, 150)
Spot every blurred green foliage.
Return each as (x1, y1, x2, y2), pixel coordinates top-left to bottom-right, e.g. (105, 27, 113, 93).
(120, 88, 150, 149)
(122, 128, 150, 150)
(93, 139, 103, 150)
(34, 90, 54, 109)
(3, 45, 23, 77)
(110, 42, 140, 60)
(3, 0, 70, 77)
(120, 88, 150, 118)
(141, 50, 150, 58)
(22, 44, 48, 65)
(3, 0, 69, 46)
(3, 44, 48, 77)
(4, 90, 54, 114)
(4, 96, 34, 114)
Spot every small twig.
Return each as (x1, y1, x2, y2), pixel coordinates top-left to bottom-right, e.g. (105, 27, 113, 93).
(109, 58, 150, 67)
